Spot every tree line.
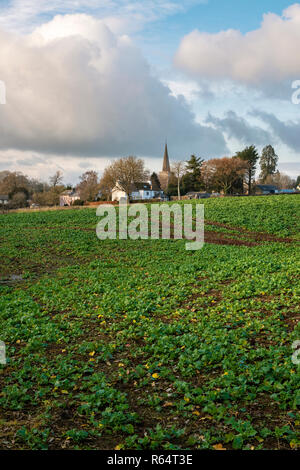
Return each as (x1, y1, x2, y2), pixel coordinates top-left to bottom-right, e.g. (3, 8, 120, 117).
(167, 145, 298, 199)
(0, 145, 298, 209)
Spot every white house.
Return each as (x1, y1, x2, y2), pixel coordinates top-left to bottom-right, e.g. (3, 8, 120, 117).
(60, 190, 80, 206)
(131, 182, 161, 200)
(0, 194, 9, 205)
(112, 182, 164, 202)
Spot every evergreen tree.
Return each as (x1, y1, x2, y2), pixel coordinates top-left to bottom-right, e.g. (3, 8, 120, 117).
(259, 145, 279, 182)
(235, 146, 259, 195)
(150, 172, 161, 191)
(186, 155, 204, 174)
(182, 154, 204, 193)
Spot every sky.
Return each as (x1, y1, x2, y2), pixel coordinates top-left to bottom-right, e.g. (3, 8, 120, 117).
(0, 0, 299, 184)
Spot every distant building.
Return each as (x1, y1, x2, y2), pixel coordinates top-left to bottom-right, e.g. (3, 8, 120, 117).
(112, 182, 164, 202)
(111, 183, 127, 202)
(131, 182, 164, 200)
(159, 143, 171, 191)
(278, 189, 295, 194)
(0, 194, 9, 205)
(59, 190, 80, 206)
(255, 184, 279, 195)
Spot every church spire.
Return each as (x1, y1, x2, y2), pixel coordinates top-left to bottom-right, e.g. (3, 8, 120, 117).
(162, 142, 170, 172)
(159, 141, 171, 191)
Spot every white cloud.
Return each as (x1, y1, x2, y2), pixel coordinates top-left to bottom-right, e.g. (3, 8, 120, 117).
(175, 4, 300, 85)
(162, 79, 203, 104)
(0, 0, 206, 34)
(0, 14, 227, 167)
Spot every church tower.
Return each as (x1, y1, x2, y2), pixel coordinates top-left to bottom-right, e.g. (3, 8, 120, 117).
(159, 143, 171, 191)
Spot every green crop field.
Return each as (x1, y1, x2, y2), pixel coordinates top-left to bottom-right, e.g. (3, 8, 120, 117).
(0, 195, 299, 450)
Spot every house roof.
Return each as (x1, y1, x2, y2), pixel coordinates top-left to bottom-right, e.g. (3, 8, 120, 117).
(61, 190, 79, 196)
(133, 182, 151, 191)
(61, 190, 73, 195)
(256, 184, 278, 191)
(113, 182, 152, 192)
(0, 194, 9, 199)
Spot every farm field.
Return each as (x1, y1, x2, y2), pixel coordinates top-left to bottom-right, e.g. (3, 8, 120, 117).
(0, 195, 299, 450)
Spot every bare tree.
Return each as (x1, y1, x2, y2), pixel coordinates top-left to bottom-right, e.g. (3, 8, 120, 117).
(0, 171, 11, 183)
(77, 171, 99, 202)
(99, 167, 118, 201)
(99, 156, 149, 201)
(264, 171, 295, 189)
(171, 161, 186, 200)
(0, 171, 29, 195)
(9, 192, 28, 209)
(202, 157, 247, 194)
(49, 171, 63, 188)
